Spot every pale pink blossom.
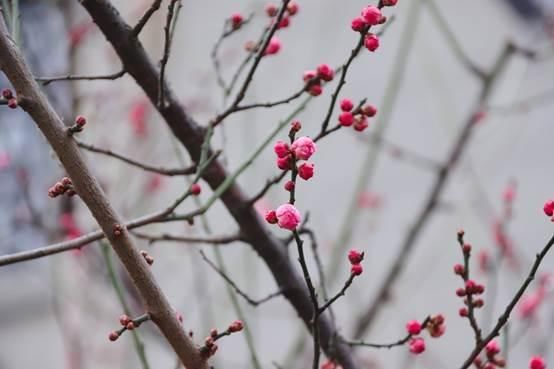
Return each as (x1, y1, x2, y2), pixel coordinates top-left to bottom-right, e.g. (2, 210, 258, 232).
(291, 136, 316, 160)
(275, 204, 301, 230)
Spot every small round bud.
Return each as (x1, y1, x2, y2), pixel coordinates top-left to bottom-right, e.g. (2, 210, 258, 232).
(228, 320, 243, 333)
(290, 120, 302, 132)
(119, 314, 131, 326)
(190, 183, 201, 195)
(463, 243, 472, 254)
(456, 288, 466, 297)
(108, 331, 119, 341)
(265, 3, 278, 17)
(7, 98, 17, 109)
(287, 1, 299, 15)
(351, 16, 367, 32)
(364, 34, 380, 52)
(75, 115, 87, 127)
(459, 307, 468, 317)
(265, 210, 278, 224)
(284, 180, 295, 192)
(126, 321, 135, 330)
(453, 264, 465, 275)
(351, 264, 363, 276)
(339, 112, 354, 127)
(308, 84, 322, 96)
(340, 99, 354, 112)
(230, 13, 243, 29)
(2, 88, 13, 99)
(348, 249, 364, 265)
(362, 104, 377, 117)
(316, 64, 334, 82)
(210, 328, 218, 338)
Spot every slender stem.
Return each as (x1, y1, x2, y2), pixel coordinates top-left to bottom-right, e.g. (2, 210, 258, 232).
(101, 243, 151, 369)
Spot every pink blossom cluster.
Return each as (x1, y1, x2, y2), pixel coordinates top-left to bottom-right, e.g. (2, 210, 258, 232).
(303, 64, 335, 97)
(337, 98, 377, 132)
(241, 1, 300, 57)
(473, 340, 506, 369)
(348, 249, 364, 276)
(350, 3, 398, 52)
(405, 314, 445, 355)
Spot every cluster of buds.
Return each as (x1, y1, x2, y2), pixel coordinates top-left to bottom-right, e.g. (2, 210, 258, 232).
(1, 88, 18, 109)
(48, 177, 76, 198)
(303, 64, 335, 96)
(350, 4, 393, 52)
(473, 340, 506, 369)
(265, 203, 301, 230)
(337, 98, 377, 132)
(68, 115, 87, 134)
(265, 1, 299, 28)
(348, 249, 364, 276)
(108, 313, 151, 342)
(140, 250, 154, 265)
(201, 320, 244, 359)
(405, 314, 445, 355)
(274, 135, 316, 179)
(454, 233, 486, 317)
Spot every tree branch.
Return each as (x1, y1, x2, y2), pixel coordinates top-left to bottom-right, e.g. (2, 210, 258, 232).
(77, 1, 357, 367)
(0, 16, 207, 369)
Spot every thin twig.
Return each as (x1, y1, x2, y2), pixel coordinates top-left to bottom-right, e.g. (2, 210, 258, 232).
(77, 139, 197, 176)
(35, 70, 126, 86)
(158, 0, 179, 108)
(199, 250, 284, 307)
(458, 232, 554, 369)
(344, 317, 430, 349)
(132, 0, 163, 37)
(133, 231, 245, 245)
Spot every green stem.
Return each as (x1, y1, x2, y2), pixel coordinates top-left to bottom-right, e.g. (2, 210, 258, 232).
(101, 242, 151, 369)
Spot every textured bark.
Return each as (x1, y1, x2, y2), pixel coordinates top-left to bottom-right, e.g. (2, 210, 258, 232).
(0, 17, 207, 369)
(77, 0, 358, 368)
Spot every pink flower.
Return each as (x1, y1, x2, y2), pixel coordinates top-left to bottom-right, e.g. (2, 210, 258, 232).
(275, 204, 301, 230)
(317, 64, 334, 82)
(264, 36, 281, 55)
(339, 112, 354, 127)
(530, 356, 546, 369)
(265, 3, 278, 17)
(382, 0, 398, 6)
(518, 290, 545, 319)
(228, 320, 243, 332)
(361, 5, 382, 25)
(340, 99, 354, 112)
(351, 16, 367, 32)
(406, 320, 422, 335)
(291, 136, 316, 160)
(544, 200, 554, 216)
(351, 264, 363, 276)
(277, 156, 292, 170)
(230, 13, 244, 29)
(303, 70, 317, 82)
(353, 115, 369, 132)
(274, 140, 290, 158)
(278, 16, 290, 29)
(284, 181, 295, 192)
(287, 1, 299, 15)
(190, 183, 201, 195)
(409, 337, 425, 354)
(348, 249, 363, 265)
(298, 162, 314, 180)
(308, 84, 323, 96)
(364, 34, 380, 52)
(265, 210, 278, 224)
(362, 104, 378, 117)
(485, 340, 500, 355)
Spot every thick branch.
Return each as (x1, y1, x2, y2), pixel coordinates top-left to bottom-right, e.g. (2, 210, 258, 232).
(77, 1, 357, 367)
(0, 17, 206, 369)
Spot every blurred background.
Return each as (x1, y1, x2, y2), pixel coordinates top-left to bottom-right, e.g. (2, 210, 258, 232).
(1, 0, 554, 368)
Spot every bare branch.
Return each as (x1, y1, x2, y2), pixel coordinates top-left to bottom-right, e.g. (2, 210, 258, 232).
(77, 139, 197, 176)
(199, 250, 283, 307)
(35, 69, 125, 86)
(0, 16, 207, 369)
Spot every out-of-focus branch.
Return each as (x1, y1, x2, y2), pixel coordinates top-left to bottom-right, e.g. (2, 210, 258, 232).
(0, 16, 207, 369)
(77, 1, 358, 367)
(76, 139, 197, 176)
(424, 0, 487, 79)
(35, 69, 125, 86)
(133, 231, 245, 245)
(199, 250, 284, 307)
